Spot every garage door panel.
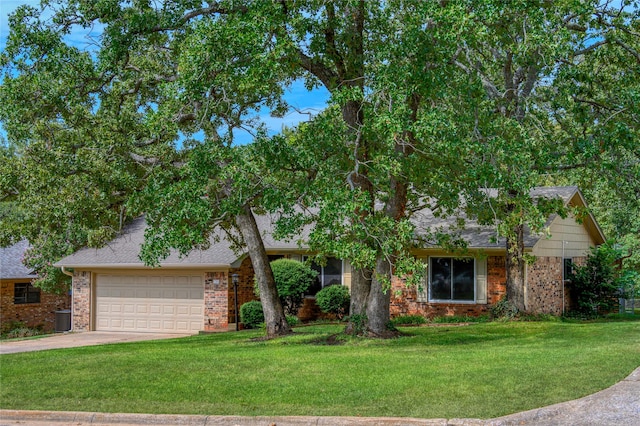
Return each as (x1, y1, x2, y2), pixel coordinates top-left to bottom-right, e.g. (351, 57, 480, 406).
(96, 274, 204, 333)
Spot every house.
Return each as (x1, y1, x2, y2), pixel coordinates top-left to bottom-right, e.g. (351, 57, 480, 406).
(55, 186, 604, 334)
(1, 240, 71, 332)
(391, 186, 605, 318)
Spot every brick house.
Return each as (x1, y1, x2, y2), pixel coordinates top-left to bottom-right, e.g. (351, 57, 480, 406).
(55, 186, 604, 334)
(1, 240, 71, 332)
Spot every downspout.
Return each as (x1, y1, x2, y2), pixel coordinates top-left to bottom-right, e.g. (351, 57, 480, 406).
(60, 266, 74, 277)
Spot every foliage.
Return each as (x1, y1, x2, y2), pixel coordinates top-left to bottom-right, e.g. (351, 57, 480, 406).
(315, 285, 350, 320)
(285, 315, 300, 327)
(2, 0, 639, 335)
(0, 321, 44, 340)
(569, 245, 620, 317)
(490, 297, 519, 320)
(254, 259, 317, 316)
(389, 315, 427, 326)
(239, 301, 264, 329)
(346, 314, 368, 337)
(430, 315, 490, 324)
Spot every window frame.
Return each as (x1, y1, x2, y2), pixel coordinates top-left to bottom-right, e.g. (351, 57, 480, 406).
(428, 256, 477, 304)
(13, 282, 41, 304)
(301, 256, 344, 295)
(563, 258, 574, 282)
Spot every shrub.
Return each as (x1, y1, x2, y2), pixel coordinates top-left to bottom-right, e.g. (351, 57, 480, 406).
(490, 297, 519, 320)
(255, 259, 318, 316)
(569, 245, 619, 317)
(432, 315, 489, 323)
(6, 327, 42, 339)
(1, 321, 44, 340)
(391, 315, 427, 326)
(240, 301, 264, 329)
(286, 315, 300, 326)
(316, 285, 350, 320)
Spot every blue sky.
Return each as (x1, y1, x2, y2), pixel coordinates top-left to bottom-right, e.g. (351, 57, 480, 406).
(0, 1, 329, 145)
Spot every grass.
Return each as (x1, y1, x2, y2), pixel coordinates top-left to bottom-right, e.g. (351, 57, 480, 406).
(1, 320, 639, 419)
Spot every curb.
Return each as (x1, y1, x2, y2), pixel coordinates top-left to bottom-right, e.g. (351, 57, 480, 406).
(0, 411, 485, 426)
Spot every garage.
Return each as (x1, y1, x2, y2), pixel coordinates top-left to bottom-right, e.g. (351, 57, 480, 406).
(95, 273, 204, 333)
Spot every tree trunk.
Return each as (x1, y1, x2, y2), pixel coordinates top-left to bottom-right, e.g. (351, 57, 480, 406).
(365, 257, 393, 336)
(344, 266, 371, 335)
(505, 223, 526, 312)
(235, 204, 291, 337)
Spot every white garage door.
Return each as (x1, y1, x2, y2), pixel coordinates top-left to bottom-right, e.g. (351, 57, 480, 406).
(96, 273, 204, 333)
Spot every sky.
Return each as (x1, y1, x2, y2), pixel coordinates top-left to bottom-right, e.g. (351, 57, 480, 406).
(0, 0, 329, 145)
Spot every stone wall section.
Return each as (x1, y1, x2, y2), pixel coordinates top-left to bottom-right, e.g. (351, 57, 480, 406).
(526, 256, 564, 315)
(72, 271, 91, 331)
(1, 280, 70, 332)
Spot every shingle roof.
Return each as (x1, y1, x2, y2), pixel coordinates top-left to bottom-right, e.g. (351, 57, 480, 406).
(0, 240, 37, 279)
(55, 214, 311, 268)
(55, 186, 591, 268)
(413, 186, 580, 249)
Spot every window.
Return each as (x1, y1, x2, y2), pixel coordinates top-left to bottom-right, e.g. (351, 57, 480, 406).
(563, 258, 573, 281)
(14, 282, 41, 304)
(429, 257, 475, 302)
(302, 256, 343, 295)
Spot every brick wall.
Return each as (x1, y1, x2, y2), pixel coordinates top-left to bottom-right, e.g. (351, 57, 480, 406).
(390, 256, 507, 319)
(0, 280, 70, 332)
(228, 257, 259, 324)
(487, 256, 507, 304)
(72, 271, 91, 331)
(204, 272, 229, 331)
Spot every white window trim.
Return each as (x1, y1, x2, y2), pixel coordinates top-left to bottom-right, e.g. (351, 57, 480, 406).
(428, 256, 477, 304)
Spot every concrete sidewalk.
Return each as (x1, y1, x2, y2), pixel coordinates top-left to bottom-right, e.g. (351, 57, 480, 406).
(1, 367, 638, 426)
(0, 331, 192, 354)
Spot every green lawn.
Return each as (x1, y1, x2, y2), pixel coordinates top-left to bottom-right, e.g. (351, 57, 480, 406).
(1, 320, 639, 419)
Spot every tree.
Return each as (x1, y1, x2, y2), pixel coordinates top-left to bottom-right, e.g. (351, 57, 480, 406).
(0, 1, 295, 336)
(551, 2, 640, 287)
(449, 0, 636, 312)
(3, 0, 637, 337)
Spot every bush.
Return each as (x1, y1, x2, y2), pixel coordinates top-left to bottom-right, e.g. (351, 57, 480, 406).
(569, 245, 619, 317)
(286, 315, 300, 326)
(1, 321, 44, 340)
(240, 301, 264, 329)
(255, 259, 318, 316)
(390, 315, 427, 326)
(316, 285, 350, 320)
(490, 297, 519, 320)
(432, 315, 490, 323)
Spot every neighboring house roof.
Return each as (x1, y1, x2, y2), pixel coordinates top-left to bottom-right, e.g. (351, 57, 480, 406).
(55, 186, 605, 269)
(0, 240, 37, 279)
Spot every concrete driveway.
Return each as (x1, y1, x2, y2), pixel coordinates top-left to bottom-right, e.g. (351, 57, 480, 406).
(0, 331, 192, 354)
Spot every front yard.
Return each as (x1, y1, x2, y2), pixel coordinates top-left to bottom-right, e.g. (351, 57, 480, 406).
(1, 320, 639, 419)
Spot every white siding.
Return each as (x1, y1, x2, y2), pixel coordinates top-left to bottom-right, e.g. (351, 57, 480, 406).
(532, 214, 595, 258)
